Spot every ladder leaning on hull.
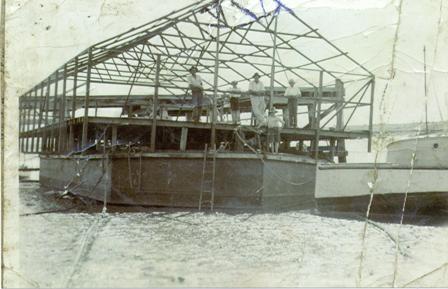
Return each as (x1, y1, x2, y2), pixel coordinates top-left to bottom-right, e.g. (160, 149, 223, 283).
(198, 144, 217, 211)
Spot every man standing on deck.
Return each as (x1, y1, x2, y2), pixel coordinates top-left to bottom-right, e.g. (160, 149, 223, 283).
(248, 73, 266, 125)
(187, 66, 203, 122)
(227, 81, 241, 124)
(284, 79, 301, 128)
(267, 109, 284, 154)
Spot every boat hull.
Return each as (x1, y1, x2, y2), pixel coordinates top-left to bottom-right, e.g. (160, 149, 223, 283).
(40, 152, 317, 210)
(315, 163, 448, 214)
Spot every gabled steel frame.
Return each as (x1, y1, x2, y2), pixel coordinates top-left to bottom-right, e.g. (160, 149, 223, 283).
(18, 0, 375, 155)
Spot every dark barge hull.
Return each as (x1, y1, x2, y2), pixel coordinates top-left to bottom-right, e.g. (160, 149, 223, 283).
(40, 152, 317, 210)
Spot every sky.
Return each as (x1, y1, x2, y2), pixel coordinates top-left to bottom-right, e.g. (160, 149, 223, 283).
(5, 0, 448, 125)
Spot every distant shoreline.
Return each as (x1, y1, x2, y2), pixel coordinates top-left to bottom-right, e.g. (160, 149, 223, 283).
(348, 121, 448, 134)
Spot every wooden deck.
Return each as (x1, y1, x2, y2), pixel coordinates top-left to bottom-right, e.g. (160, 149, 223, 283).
(20, 116, 370, 141)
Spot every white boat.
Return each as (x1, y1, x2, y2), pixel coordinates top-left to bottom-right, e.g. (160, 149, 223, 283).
(315, 136, 448, 214)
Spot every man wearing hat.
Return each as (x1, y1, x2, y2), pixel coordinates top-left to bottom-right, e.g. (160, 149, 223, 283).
(227, 80, 241, 124)
(248, 72, 266, 124)
(187, 66, 203, 122)
(284, 79, 301, 127)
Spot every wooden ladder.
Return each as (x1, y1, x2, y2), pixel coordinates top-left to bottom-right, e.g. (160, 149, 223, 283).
(198, 144, 217, 211)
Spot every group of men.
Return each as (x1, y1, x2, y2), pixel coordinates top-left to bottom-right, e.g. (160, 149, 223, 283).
(187, 66, 303, 129)
(187, 66, 304, 153)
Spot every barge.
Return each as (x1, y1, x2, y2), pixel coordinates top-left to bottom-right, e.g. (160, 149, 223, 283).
(18, 0, 377, 210)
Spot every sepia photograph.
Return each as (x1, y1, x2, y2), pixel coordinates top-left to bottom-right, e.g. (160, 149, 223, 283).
(2, 0, 448, 287)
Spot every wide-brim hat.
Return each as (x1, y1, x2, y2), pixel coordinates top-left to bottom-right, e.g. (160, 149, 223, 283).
(252, 72, 261, 78)
(189, 66, 198, 73)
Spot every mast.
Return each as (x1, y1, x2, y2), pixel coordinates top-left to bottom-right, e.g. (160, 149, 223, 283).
(423, 46, 429, 135)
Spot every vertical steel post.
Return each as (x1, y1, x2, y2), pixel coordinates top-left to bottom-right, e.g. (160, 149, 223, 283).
(367, 78, 375, 152)
(25, 92, 32, 152)
(210, 4, 221, 149)
(51, 70, 59, 152)
(335, 79, 346, 162)
(111, 126, 117, 151)
(36, 83, 45, 152)
(81, 48, 93, 149)
(58, 64, 67, 152)
(424, 46, 428, 135)
(31, 87, 38, 153)
(269, 14, 278, 112)
(335, 79, 344, 130)
(310, 87, 317, 129)
(22, 94, 27, 152)
(180, 127, 188, 151)
(19, 95, 23, 152)
(68, 124, 74, 152)
(43, 78, 51, 152)
(314, 71, 323, 160)
(150, 54, 161, 152)
(72, 56, 78, 119)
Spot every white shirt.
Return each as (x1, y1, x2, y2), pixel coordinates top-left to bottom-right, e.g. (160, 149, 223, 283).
(267, 115, 284, 128)
(228, 87, 241, 98)
(187, 74, 203, 88)
(249, 80, 265, 93)
(284, 85, 301, 98)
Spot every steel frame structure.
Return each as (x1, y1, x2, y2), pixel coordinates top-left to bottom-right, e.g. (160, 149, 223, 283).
(18, 0, 375, 156)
